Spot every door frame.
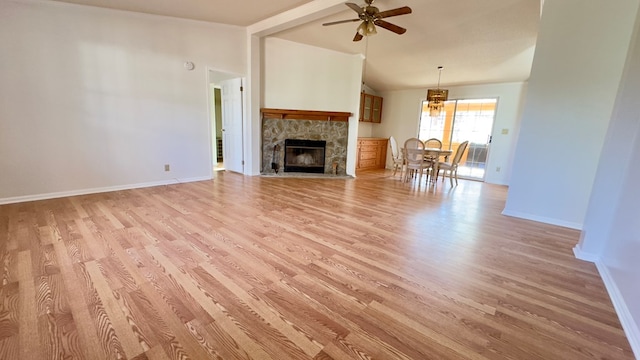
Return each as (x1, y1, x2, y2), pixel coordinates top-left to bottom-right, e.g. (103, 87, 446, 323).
(449, 97, 498, 181)
(418, 97, 498, 181)
(206, 68, 245, 178)
(209, 84, 222, 171)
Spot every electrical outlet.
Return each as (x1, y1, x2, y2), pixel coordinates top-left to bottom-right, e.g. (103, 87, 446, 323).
(496, 166, 501, 172)
(164, 164, 170, 172)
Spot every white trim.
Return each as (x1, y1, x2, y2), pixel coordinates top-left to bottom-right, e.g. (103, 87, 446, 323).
(596, 262, 640, 359)
(0, 176, 211, 205)
(501, 209, 583, 230)
(206, 69, 215, 183)
(572, 244, 600, 262)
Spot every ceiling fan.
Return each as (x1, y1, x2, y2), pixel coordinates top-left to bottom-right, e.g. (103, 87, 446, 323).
(322, 0, 412, 42)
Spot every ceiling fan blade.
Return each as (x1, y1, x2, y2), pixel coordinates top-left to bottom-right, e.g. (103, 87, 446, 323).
(353, 32, 364, 42)
(376, 6, 412, 19)
(322, 18, 360, 26)
(346, 2, 363, 14)
(375, 20, 406, 34)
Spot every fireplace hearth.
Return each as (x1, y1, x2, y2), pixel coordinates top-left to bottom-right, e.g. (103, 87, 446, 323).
(284, 139, 326, 173)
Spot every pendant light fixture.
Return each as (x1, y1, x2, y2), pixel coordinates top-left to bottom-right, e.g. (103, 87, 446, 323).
(426, 66, 448, 117)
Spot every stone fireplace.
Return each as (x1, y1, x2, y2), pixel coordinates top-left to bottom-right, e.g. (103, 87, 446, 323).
(261, 109, 351, 175)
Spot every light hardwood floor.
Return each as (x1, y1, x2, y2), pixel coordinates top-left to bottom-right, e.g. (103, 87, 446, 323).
(0, 170, 633, 359)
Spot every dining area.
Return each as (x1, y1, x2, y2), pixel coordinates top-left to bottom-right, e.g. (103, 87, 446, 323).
(389, 136, 470, 187)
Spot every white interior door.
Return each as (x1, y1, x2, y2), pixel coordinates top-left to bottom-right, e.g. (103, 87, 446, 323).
(220, 78, 244, 174)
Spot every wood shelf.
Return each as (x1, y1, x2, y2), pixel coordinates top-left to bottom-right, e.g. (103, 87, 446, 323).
(261, 108, 352, 122)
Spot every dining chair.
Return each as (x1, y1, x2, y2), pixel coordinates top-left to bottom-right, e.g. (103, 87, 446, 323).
(388, 136, 404, 177)
(424, 138, 442, 149)
(424, 138, 444, 166)
(423, 148, 440, 183)
(402, 138, 429, 183)
(436, 141, 469, 186)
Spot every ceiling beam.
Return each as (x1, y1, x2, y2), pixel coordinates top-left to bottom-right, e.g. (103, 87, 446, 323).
(248, 0, 347, 37)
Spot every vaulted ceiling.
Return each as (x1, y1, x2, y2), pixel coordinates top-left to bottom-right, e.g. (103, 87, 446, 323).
(51, 0, 541, 91)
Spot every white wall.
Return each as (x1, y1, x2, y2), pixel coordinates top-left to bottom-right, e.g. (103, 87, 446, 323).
(262, 37, 363, 175)
(576, 4, 640, 355)
(376, 82, 527, 185)
(263, 37, 362, 112)
(0, 0, 246, 203)
(357, 123, 373, 138)
(503, 0, 639, 229)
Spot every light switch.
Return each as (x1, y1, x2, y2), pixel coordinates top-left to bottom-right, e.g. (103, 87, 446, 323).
(501, 128, 509, 135)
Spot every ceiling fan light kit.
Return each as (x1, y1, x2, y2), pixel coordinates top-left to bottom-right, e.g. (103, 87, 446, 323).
(357, 20, 377, 36)
(323, 0, 412, 41)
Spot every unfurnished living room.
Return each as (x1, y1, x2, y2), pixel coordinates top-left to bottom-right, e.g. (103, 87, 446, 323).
(1, 0, 639, 359)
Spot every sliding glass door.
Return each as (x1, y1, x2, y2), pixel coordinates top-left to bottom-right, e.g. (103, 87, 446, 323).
(418, 98, 497, 181)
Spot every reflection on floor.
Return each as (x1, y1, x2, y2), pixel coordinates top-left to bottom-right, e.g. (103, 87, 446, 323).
(457, 164, 485, 179)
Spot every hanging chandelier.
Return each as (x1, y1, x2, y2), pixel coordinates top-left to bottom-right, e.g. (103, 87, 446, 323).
(426, 66, 448, 117)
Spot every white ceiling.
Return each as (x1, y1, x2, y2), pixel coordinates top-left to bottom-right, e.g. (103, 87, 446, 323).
(50, 0, 541, 91)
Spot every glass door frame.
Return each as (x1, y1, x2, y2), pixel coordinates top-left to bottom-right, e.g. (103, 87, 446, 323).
(417, 97, 498, 181)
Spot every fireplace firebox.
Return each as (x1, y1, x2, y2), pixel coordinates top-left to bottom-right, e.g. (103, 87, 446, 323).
(284, 139, 326, 173)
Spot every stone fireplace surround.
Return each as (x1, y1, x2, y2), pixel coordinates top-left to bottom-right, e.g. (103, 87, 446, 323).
(261, 109, 351, 175)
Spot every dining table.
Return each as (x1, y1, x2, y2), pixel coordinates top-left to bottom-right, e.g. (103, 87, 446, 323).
(424, 148, 453, 183)
(401, 146, 453, 183)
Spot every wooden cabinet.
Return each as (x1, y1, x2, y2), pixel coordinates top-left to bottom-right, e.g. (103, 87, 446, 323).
(359, 93, 383, 123)
(357, 138, 388, 170)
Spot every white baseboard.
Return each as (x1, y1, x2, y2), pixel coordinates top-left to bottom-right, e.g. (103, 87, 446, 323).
(572, 244, 601, 262)
(501, 209, 583, 230)
(0, 176, 211, 205)
(596, 262, 640, 359)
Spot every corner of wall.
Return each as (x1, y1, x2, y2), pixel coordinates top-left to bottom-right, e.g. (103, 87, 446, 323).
(572, 243, 600, 262)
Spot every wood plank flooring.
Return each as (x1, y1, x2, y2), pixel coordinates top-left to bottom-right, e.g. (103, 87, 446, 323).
(0, 170, 634, 359)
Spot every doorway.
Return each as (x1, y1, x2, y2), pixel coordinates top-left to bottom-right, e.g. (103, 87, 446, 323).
(210, 86, 224, 171)
(418, 98, 497, 181)
(207, 70, 245, 175)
